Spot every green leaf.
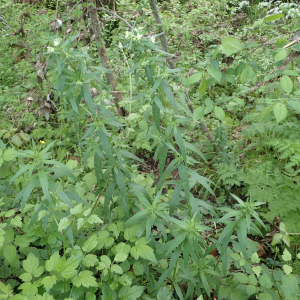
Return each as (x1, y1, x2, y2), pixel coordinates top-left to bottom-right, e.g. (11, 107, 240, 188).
(193, 106, 205, 120)
(132, 261, 144, 275)
(258, 293, 273, 300)
(58, 190, 73, 207)
(199, 77, 207, 95)
(45, 252, 60, 272)
(130, 237, 157, 263)
(157, 286, 172, 300)
(214, 106, 225, 121)
(3, 245, 16, 264)
(19, 272, 32, 282)
(82, 234, 98, 253)
(160, 81, 178, 114)
(111, 264, 123, 274)
(263, 14, 283, 22)
(259, 273, 273, 289)
(118, 285, 145, 300)
(274, 49, 288, 62)
(38, 170, 50, 200)
(288, 100, 300, 112)
(281, 274, 299, 298)
(114, 252, 128, 262)
(207, 67, 222, 82)
(83, 85, 95, 116)
(72, 270, 98, 288)
(233, 273, 249, 284)
(174, 128, 186, 163)
(273, 103, 287, 123)
(41, 275, 57, 292)
(23, 253, 39, 275)
(83, 254, 98, 268)
(280, 75, 293, 94)
(158, 233, 186, 255)
(187, 169, 214, 195)
(87, 214, 103, 225)
(184, 72, 202, 85)
(259, 105, 274, 122)
(220, 38, 242, 56)
(282, 248, 292, 261)
(101, 284, 117, 300)
(56, 256, 82, 279)
(58, 217, 71, 231)
(283, 264, 292, 275)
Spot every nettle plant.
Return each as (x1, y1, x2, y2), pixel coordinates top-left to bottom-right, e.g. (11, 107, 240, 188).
(1, 8, 300, 300)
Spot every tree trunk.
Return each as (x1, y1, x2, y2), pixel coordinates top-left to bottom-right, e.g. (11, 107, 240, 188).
(88, 0, 126, 116)
(149, 0, 175, 69)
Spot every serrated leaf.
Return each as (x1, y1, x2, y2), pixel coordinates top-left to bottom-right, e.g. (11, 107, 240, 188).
(56, 256, 82, 279)
(157, 286, 172, 300)
(273, 103, 287, 123)
(252, 266, 261, 277)
(23, 253, 39, 275)
(114, 252, 128, 262)
(233, 273, 249, 284)
(281, 274, 299, 298)
(87, 214, 103, 225)
(72, 270, 98, 288)
(118, 285, 145, 300)
(82, 234, 98, 253)
(271, 233, 283, 246)
(259, 273, 272, 288)
(45, 252, 60, 272)
(111, 264, 123, 274)
(283, 264, 292, 275)
(58, 217, 70, 231)
(83, 254, 98, 268)
(11, 135, 22, 147)
(102, 284, 117, 300)
(130, 238, 157, 263)
(132, 261, 144, 276)
(282, 249, 292, 261)
(41, 275, 57, 291)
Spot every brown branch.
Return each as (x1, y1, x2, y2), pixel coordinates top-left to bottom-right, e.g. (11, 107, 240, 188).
(245, 51, 300, 95)
(88, 1, 126, 116)
(148, 0, 175, 69)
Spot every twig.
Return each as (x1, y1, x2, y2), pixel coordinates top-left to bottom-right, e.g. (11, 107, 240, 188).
(283, 37, 300, 49)
(245, 51, 300, 95)
(67, 0, 83, 18)
(0, 13, 12, 30)
(91, 7, 134, 29)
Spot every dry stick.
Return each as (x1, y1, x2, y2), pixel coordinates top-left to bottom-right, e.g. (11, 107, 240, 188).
(88, 1, 125, 116)
(148, 0, 175, 69)
(245, 51, 300, 95)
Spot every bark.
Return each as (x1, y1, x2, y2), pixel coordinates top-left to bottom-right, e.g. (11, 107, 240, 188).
(88, 0, 126, 116)
(149, 0, 175, 69)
